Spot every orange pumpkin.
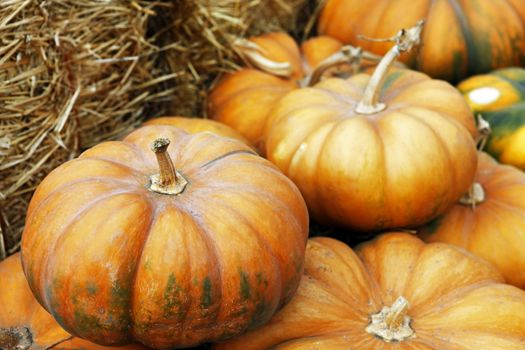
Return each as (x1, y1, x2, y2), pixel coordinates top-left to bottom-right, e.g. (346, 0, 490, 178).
(21, 125, 309, 348)
(208, 32, 378, 152)
(318, 0, 525, 82)
(419, 152, 525, 288)
(0, 253, 148, 350)
(215, 233, 525, 349)
(143, 116, 250, 145)
(264, 21, 478, 231)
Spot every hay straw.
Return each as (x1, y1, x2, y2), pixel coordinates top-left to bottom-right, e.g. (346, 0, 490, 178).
(0, 0, 175, 256)
(156, 0, 312, 117)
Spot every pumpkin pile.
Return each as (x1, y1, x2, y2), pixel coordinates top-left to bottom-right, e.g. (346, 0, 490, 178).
(3, 1, 525, 350)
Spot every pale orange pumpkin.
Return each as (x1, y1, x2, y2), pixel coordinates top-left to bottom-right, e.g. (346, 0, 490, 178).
(419, 152, 525, 288)
(143, 116, 250, 145)
(208, 32, 378, 152)
(215, 233, 525, 349)
(21, 125, 308, 348)
(318, 0, 525, 82)
(264, 21, 478, 231)
(0, 253, 148, 350)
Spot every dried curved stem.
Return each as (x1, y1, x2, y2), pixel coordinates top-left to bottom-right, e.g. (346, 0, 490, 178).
(355, 20, 424, 114)
(301, 45, 388, 86)
(234, 38, 292, 77)
(149, 138, 188, 195)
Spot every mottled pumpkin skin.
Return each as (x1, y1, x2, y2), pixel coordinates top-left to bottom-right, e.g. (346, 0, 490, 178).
(215, 233, 525, 349)
(420, 152, 525, 288)
(0, 253, 148, 350)
(318, 0, 525, 82)
(143, 116, 250, 146)
(208, 32, 344, 152)
(21, 125, 309, 349)
(458, 67, 525, 169)
(265, 69, 478, 231)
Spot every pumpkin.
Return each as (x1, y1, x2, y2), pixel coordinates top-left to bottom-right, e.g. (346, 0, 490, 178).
(215, 233, 525, 349)
(458, 67, 525, 169)
(0, 253, 148, 350)
(21, 125, 309, 348)
(318, 0, 525, 82)
(143, 116, 250, 145)
(208, 32, 382, 153)
(419, 152, 525, 288)
(264, 21, 478, 231)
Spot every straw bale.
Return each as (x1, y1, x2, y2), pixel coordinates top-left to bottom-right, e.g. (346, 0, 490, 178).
(158, 0, 314, 117)
(0, 0, 175, 258)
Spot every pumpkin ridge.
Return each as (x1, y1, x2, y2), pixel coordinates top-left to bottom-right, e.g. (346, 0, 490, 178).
(202, 195, 284, 326)
(39, 190, 151, 326)
(367, 118, 389, 229)
(213, 79, 296, 111)
(200, 150, 258, 169)
(307, 121, 341, 221)
(171, 201, 225, 335)
(78, 157, 151, 179)
(128, 206, 157, 339)
(411, 278, 500, 320)
(401, 108, 459, 203)
(304, 241, 375, 314)
(26, 177, 143, 228)
(446, 0, 477, 75)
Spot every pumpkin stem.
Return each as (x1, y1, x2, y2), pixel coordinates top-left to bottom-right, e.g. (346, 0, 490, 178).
(355, 20, 424, 114)
(365, 296, 414, 342)
(301, 45, 386, 86)
(476, 114, 491, 151)
(0, 327, 33, 350)
(234, 38, 293, 78)
(459, 182, 485, 207)
(149, 138, 188, 195)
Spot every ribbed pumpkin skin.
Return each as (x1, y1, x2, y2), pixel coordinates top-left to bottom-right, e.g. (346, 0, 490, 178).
(318, 0, 525, 82)
(208, 32, 343, 152)
(419, 152, 525, 288)
(21, 125, 309, 349)
(264, 69, 478, 231)
(143, 116, 250, 146)
(0, 253, 148, 350)
(458, 67, 525, 169)
(215, 233, 525, 350)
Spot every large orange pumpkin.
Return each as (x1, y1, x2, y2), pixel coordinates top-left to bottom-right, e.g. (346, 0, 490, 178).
(264, 21, 478, 231)
(419, 152, 525, 288)
(318, 0, 525, 82)
(143, 116, 250, 145)
(208, 32, 380, 152)
(215, 233, 525, 349)
(21, 125, 309, 349)
(0, 253, 148, 350)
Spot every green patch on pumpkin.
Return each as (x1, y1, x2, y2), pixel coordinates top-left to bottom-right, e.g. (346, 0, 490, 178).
(163, 273, 183, 318)
(380, 70, 404, 94)
(201, 277, 212, 309)
(86, 283, 98, 296)
(483, 104, 525, 157)
(240, 270, 251, 300)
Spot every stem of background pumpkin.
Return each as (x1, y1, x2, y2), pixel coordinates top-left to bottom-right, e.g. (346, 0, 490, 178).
(0, 327, 33, 350)
(355, 20, 424, 115)
(149, 138, 188, 195)
(233, 38, 293, 78)
(459, 115, 491, 208)
(476, 114, 491, 151)
(301, 45, 361, 86)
